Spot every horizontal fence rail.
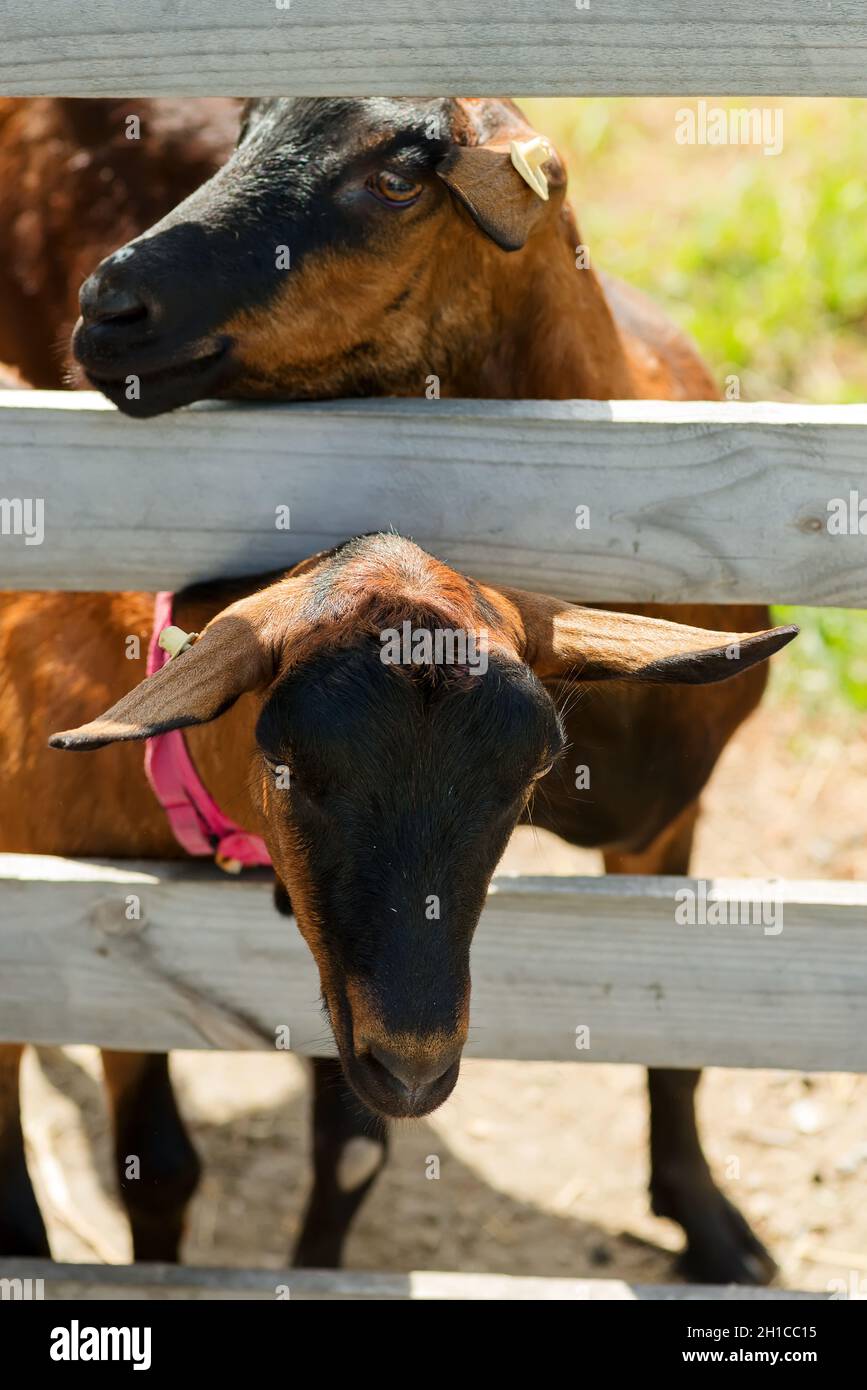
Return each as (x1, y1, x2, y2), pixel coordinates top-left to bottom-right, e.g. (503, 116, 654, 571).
(3, 856, 866, 1071)
(0, 1260, 827, 1302)
(1, 392, 866, 604)
(2, 2, 867, 97)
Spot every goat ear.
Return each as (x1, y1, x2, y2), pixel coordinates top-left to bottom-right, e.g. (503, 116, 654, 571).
(437, 141, 560, 252)
(500, 589, 798, 685)
(49, 601, 274, 751)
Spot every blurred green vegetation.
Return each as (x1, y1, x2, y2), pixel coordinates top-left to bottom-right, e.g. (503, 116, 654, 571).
(520, 98, 867, 715)
(521, 98, 867, 403)
(771, 608, 867, 717)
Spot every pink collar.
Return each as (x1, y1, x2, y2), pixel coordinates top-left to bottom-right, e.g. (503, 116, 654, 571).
(144, 592, 272, 873)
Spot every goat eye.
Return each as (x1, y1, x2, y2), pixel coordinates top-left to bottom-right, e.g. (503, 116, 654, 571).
(369, 170, 422, 205)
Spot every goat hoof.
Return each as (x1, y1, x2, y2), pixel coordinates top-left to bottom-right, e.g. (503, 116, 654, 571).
(675, 1190, 777, 1286)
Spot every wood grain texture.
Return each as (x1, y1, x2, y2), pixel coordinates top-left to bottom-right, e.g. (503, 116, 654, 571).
(1, 2, 866, 96)
(0, 1259, 827, 1301)
(2, 392, 866, 604)
(2, 856, 866, 1071)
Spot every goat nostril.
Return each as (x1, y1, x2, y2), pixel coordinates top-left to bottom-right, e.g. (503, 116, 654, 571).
(367, 1043, 452, 1094)
(79, 274, 150, 329)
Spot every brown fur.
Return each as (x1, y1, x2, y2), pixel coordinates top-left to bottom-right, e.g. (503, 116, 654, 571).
(0, 98, 238, 387)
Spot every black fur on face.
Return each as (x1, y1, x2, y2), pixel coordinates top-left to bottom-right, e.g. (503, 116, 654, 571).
(73, 97, 471, 414)
(255, 632, 562, 1117)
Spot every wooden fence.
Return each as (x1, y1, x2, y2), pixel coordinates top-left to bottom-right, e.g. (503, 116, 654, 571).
(1, 0, 865, 1300)
(2, 393, 866, 603)
(3, 855, 867, 1071)
(2, 2, 867, 96)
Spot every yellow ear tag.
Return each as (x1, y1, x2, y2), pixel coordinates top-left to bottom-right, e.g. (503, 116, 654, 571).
(158, 625, 199, 660)
(509, 136, 553, 201)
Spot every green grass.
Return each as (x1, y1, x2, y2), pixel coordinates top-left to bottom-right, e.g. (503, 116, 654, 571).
(520, 99, 867, 712)
(521, 98, 867, 403)
(771, 608, 867, 717)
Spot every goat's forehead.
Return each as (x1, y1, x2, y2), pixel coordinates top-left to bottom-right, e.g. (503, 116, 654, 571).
(239, 97, 522, 159)
(299, 547, 495, 630)
(240, 98, 450, 157)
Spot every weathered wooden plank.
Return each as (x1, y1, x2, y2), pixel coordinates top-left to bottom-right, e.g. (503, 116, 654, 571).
(0, 1259, 828, 1301)
(1, 393, 866, 605)
(1, 2, 866, 97)
(2, 856, 866, 1071)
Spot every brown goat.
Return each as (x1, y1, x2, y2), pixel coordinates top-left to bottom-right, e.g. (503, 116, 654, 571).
(0, 97, 782, 1282)
(0, 97, 713, 409)
(1, 538, 795, 1273)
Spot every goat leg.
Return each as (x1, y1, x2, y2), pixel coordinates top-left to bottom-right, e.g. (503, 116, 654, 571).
(102, 1050, 201, 1262)
(292, 1057, 388, 1268)
(604, 803, 776, 1285)
(648, 1067, 777, 1285)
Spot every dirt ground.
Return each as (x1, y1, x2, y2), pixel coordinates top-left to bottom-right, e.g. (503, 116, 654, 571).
(19, 678, 867, 1294)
